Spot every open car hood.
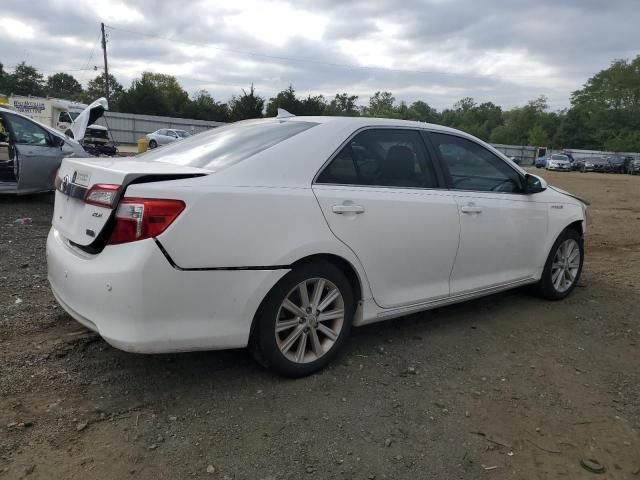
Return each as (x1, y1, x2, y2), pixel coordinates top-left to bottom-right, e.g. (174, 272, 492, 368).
(70, 97, 108, 141)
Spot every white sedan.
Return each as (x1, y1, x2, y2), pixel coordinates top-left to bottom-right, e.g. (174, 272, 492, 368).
(145, 128, 190, 148)
(47, 114, 587, 377)
(546, 154, 572, 171)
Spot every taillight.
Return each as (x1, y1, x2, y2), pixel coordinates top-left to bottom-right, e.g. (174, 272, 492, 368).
(85, 184, 121, 208)
(108, 198, 185, 245)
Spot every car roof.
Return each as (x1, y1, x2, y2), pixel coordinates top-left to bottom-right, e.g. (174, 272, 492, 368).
(282, 115, 465, 134)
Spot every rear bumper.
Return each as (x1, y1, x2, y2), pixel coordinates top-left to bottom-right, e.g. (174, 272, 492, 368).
(46, 227, 287, 353)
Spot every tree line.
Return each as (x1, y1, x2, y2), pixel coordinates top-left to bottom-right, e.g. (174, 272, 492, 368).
(1, 55, 639, 152)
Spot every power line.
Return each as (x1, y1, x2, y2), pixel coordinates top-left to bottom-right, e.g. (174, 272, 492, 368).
(77, 33, 103, 82)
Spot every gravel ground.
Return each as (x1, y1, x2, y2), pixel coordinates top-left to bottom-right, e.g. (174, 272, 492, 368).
(1, 171, 639, 480)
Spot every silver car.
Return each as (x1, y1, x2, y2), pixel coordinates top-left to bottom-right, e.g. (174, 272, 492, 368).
(546, 154, 571, 171)
(145, 128, 191, 148)
(0, 107, 86, 195)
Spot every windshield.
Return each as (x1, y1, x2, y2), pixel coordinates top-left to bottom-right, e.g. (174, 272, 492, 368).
(551, 154, 568, 161)
(69, 112, 80, 121)
(140, 119, 317, 171)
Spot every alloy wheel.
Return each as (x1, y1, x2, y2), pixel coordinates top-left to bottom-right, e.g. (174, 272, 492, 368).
(275, 277, 345, 364)
(551, 239, 581, 293)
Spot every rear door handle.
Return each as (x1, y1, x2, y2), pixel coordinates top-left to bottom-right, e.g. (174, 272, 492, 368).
(332, 204, 365, 214)
(461, 205, 483, 214)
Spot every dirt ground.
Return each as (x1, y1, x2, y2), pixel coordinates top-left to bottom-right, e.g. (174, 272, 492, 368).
(1, 170, 639, 480)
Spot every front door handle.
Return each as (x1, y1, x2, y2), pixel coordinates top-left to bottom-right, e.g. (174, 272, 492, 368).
(332, 204, 365, 214)
(461, 205, 483, 214)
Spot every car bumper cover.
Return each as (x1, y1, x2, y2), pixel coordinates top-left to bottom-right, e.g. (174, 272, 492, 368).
(46, 227, 287, 353)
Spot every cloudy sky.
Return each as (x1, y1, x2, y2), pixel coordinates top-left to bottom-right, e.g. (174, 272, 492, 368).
(3, 0, 639, 110)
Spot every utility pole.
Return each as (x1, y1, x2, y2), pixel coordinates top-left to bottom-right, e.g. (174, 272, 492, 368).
(101, 22, 110, 104)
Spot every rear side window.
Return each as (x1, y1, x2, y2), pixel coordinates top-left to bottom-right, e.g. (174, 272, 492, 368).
(142, 120, 317, 171)
(316, 129, 438, 188)
(430, 132, 523, 193)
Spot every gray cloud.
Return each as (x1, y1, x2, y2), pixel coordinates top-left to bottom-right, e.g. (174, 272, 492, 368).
(2, 0, 639, 110)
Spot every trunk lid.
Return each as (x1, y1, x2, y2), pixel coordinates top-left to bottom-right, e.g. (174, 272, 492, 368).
(53, 156, 208, 246)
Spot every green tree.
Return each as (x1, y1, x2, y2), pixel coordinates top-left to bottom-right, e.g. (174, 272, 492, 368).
(182, 90, 229, 122)
(265, 85, 302, 117)
(567, 55, 640, 150)
(528, 124, 549, 147)
(4, 62, 45, 96)
(299, 94, 326, 115)
(118, 72, 190, 117)
(406, 101, 439, 123)
(441, 98, 503, 141)
(325, 93, 360, 116)
(364, 91, 396, 117)
(46, 73, 83, 100)
(228, 84, 264, 121)
(83, 73, 124, 106)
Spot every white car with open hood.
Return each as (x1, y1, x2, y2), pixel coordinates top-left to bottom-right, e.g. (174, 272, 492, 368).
(47, 114, 587, 377)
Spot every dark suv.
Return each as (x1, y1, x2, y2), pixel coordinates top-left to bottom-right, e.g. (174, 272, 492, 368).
(607, 155, 627, 174)
(582, 156, 609, 173)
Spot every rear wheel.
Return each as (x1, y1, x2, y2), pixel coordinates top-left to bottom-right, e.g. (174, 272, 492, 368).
(251, 262, 355, 377)
(148, 139, 158, 149)
(536, 228, 583, 300)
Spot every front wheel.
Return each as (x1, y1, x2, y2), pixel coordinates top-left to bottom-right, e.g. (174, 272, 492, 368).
(251, 262, 355, 377)
(536, 228, 584, 300)
(148, 139, 158, 149)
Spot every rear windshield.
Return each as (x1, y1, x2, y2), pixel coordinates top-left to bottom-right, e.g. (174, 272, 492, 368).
(141, 119, 317, 171)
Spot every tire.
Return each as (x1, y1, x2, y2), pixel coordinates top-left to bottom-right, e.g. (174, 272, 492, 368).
(250, 261, 355, 377)
(536, 228, 584, 300)
(148, 139, 158, 149)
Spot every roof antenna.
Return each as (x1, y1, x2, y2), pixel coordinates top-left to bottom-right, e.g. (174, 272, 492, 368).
(276, 108, 295, 119)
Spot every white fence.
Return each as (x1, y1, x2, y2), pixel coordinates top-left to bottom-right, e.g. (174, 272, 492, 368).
(96, 112, 225, 145)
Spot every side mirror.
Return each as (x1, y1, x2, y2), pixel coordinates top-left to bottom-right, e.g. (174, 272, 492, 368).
(49, 135, 65, 149)
(524, 173, 546, 194)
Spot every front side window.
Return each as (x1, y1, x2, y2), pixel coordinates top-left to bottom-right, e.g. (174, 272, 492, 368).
(58, 112, 73, 124)
(429, 132, 523, 193)
(316, 129, 438, 188)
(6, 114, 51, 146)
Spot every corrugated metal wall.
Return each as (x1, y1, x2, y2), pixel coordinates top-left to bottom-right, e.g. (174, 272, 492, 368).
(491, 143, 538, 165)
(96, 112, 225, 144)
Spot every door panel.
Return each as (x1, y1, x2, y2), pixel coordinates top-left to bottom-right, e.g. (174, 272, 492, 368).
(314, 185, 460, 307)
(450, 191, 547, 294)
(4, 112, 65, 193)
(427, 131, 548, 294)
(15, 144, 64, 193)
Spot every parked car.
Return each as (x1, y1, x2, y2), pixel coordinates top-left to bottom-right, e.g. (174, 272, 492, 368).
(545, 154, 572, 171)
(582, 156, 609, 173)
(146, 129, 191, 148)
(47, 115, 587, 377)
(607, 155, 627, 174)
(0, 106, 87, 194)
(570, 157, 585, 171)
(535, 156, 547, 168)
(628, 157, 640, 175)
